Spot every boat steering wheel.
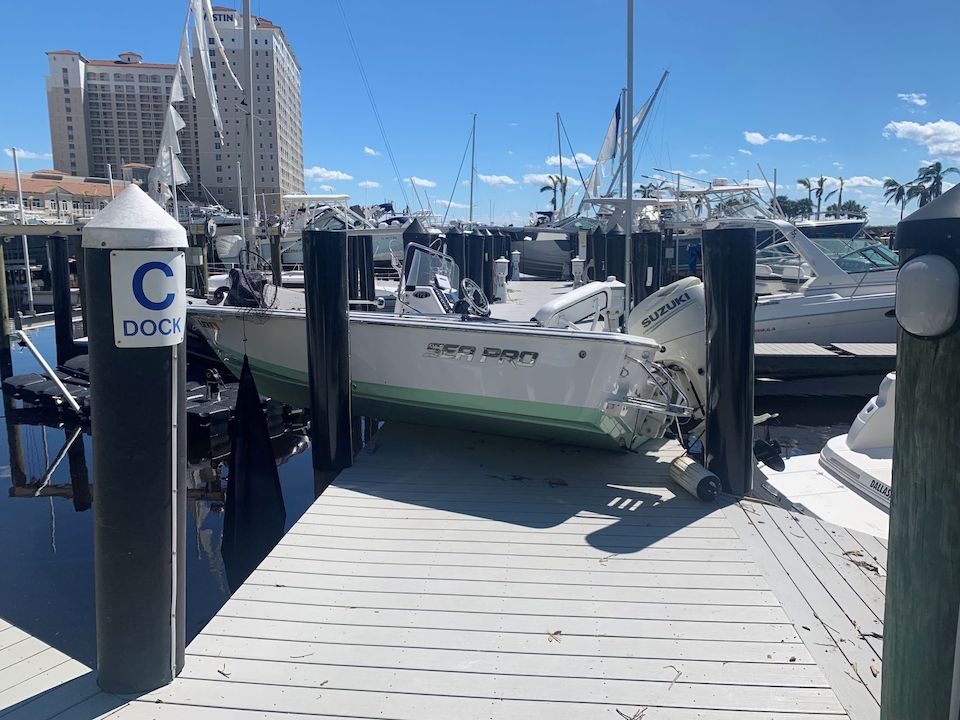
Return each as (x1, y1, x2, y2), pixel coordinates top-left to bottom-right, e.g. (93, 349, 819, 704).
(460, 278, 491, 317)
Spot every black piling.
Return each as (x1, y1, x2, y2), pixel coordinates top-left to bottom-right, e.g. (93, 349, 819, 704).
(82, 185, 187, 693)
(642, 230, 663, 294)
(346, 236, 362, 303)
(48, 233, 76, 366)
(702, 226, 756, 497)
(302, 228, 352, 497)
(269, 225, 283, 287)
(0, 231, 12, 380)
(359, 234, 375, 303)
(402, 217, 429, 253)
(589, 225, 606, 282)
(67, 428, 91, 513)
(467, 229, 484, 285)
(605, 223, 626, 283)
(629, 232, 648, 305)
(482, 228, 495, 299)
(445, 227, 466, 281)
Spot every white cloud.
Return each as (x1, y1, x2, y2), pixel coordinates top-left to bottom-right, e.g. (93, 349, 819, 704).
(740, 178, 768, 188)
(406, 176, 437, 188)
(507, 150, 514, 155)
(689, 153, 711, 159)
(358, 180, 380, 189)
(695, 168, 709, 175)
(897, 93, 927, 107)
(436, 199, 469, 209)
(3, 147, 52, 160)
(738, 148, 752, 156)
(317, 184, 335, 192)
(304, 166, 353, 181)
(477, 173, 517, 186)
(545, 153, 595, 167)
(523, 173, 555, 185)
(743, 131, 824, 145)
(845, 175, 884, 188)
(883, 119, 960, 159)
(362, 146, 380, 156)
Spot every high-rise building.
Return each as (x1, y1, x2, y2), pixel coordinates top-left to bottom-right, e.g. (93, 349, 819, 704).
(45, 7, 303, 215)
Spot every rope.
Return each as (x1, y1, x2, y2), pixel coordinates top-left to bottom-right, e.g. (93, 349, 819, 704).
(442, 123, 474, 226)
(558, 114, 589, 194)
(336, 0, 410, 208)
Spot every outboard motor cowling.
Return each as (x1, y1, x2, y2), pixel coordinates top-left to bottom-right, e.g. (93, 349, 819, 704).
(628, 277, 707, 423)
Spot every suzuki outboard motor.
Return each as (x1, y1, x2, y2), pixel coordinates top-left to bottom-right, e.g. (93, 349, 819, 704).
(627, 277, 708, 426)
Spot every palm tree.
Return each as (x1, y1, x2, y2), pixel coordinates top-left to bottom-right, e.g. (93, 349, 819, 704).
(823, 189, 837, 217)
(797, 177, 813, 218)
(913, 161, 960, 205)
(835, 177, 844, 217)
(814, 176, 829, 220)
(539, 175, 559, 212)
(883, 178, 912, 219)
(556, 175, 570, 216)
(907, 182, 932, 209)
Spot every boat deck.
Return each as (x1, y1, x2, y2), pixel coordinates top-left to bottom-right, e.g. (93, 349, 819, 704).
(2, 422, 887, 719)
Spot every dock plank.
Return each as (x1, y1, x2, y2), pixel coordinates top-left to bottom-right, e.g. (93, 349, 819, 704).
(724, 501, 880, 719)
(5, 422, 855, 719)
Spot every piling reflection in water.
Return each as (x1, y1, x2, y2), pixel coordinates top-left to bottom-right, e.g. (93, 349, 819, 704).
(221, 355, 288, 591)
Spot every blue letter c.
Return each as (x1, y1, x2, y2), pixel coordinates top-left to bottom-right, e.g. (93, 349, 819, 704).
(132, 261, 175, 311)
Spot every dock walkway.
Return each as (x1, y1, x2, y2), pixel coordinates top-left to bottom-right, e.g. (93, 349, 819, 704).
(2, 422, 886, 719)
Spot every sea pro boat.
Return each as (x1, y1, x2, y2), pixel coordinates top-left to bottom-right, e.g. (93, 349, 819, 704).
(189, 242, 701, 451)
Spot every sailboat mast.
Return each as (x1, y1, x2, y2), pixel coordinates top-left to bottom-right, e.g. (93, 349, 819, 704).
(557, 112, 563, 218)
(624, 0, 634, 311)
(243, 0, 257, 253)
(469, 113, 476, 224)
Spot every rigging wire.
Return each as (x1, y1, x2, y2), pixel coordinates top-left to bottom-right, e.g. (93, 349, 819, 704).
(335, 0, 409, 208)
(441, 122, 475, 226)
(558, 114, 589, 194)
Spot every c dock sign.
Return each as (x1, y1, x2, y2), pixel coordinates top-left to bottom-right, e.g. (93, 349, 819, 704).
(111, 250, 186, 348)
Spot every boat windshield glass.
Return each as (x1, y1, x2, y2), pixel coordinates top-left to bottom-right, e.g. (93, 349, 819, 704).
(834, 244, 899, 273)
(404, 245, 460, 288)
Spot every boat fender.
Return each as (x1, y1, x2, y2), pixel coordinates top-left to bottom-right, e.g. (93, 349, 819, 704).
(670, 456, 720, 502)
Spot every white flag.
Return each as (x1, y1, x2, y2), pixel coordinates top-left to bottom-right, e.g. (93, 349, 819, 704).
(202, 0, 242, 91)
(597, 98, 621, 165)
(177, 22, 195, 99)
(191, 0, 223, 133)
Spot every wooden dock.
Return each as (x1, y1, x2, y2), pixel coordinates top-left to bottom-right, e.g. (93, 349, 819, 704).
(1, 421, 887, 719)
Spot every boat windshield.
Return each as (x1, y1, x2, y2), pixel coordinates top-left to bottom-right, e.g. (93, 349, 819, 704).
(404, 245, 460, 289)
(834, 244, 899, 273)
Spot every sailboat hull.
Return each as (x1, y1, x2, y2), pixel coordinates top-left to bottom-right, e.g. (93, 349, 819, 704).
(188, 306, 670, 450)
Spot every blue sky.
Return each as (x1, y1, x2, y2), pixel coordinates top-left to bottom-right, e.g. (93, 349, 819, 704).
(2, 0, 958, 225)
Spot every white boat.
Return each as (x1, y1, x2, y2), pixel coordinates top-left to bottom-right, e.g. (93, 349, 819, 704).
(757, 373, 894, 538)
(751, 219, 897, 343)
(189, 243, 701, 451)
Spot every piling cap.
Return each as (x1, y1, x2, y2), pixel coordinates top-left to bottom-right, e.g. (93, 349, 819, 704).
(607, 222, 626, 237)
(82, 184, 187, 250)
(895, 184, 960, 252)
(403, 217, 428, 239)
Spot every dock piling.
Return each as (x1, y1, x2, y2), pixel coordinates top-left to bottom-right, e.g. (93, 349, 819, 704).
(702, 225, 756, 496)
(302, 227, 352, 496)
(48, 232, 76, 365)
(82, 185, 188, 694)
(881, 186, 960, 718)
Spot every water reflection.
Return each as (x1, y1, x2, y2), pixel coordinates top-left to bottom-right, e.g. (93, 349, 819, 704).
(0, 326, 315, 665)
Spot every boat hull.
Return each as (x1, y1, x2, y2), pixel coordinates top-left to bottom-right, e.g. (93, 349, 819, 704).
(755, 292, 896, 343)
(188, 306, 667, 450)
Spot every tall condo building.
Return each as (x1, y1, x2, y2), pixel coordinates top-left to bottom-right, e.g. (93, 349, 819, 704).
(45, 7, 303, 214)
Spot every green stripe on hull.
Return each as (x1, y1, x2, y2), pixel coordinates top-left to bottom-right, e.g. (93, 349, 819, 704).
(217, 347, 637, 451)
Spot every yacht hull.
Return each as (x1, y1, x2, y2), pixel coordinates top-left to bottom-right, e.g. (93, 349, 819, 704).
(755, 292, 896, 343)
(188, 305, 669, 450)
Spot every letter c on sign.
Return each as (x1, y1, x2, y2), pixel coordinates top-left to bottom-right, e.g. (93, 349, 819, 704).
(132, 261, 175, 311)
